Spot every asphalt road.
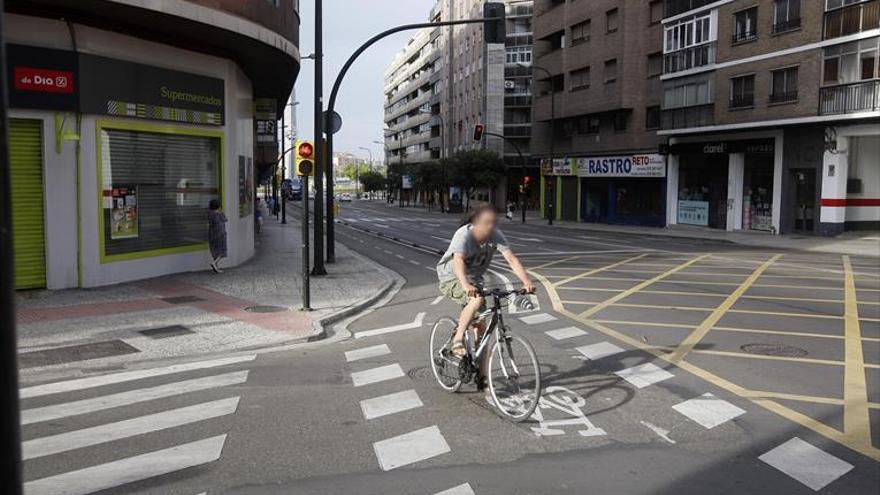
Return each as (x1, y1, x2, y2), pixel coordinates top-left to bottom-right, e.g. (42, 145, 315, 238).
(19, 200, 880, 495)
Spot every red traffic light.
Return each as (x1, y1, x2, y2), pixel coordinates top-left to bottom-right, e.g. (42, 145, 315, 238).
(523, 176, 532, 185)
(473, 124, 485, 141)
(298, 142, 314, 159)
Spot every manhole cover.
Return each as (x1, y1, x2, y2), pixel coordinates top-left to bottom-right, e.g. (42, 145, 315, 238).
(244, 305, 288, 313)
(138, 325, 195, 339)
(740, 343, 808, 358)
(160, 295, 205, 304)
(407, 365, 435, 382)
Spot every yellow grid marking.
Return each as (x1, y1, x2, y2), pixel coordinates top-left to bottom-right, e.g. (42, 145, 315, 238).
(552, 253, 649, 287)
(843, 256, 873, 450)
(667, 254, 781, 364)
(593, 319, 880, 343)
(530, 269, 880, 461)
(741, 390, 880, 410)
(605, 302, 848, 320)
(530, 254, 585, 271)
(556, 287, 622, 292)
(560, 300, 599, 305)
(679, 348, 880, 369)
(577, 255, 711, 318)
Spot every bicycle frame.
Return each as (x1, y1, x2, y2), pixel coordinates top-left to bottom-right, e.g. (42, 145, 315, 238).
(469, 293, 508, 362)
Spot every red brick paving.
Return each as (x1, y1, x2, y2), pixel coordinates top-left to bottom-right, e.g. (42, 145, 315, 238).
(16, 298, 172, 325)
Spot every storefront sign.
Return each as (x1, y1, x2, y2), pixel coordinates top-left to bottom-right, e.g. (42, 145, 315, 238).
(677, 200, 709, 226)
(402, 175, 414, 189)
(79, 54, 225, 125)
(541, 158, 574, 176)
(670, 139, 775, 155)
(5, 44, 78, 111)
(109, 187, 139, 239)
(577, 154, 666, 178)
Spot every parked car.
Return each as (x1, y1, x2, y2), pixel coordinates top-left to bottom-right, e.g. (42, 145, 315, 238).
(339, 193, 352, 202)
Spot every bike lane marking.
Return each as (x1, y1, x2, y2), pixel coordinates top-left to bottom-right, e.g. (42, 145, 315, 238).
(671, 393, 746, 429)
(434, 482, 475, 495)
(354, 312, 426, 339)
(360, 389, 424, 420)
(351, 364, 405, 387)
(373, 425, 451, 471)
(345, 344, 391, 363)
(759, 437, 854, 491)
(545, 327, 588, 341)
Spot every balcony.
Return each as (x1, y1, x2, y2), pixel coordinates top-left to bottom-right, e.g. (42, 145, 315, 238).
(660, 103, 715, 130)
(824, 0, 880, 39)
(505, 95, 532, 108)
(819, 80, 880, 115)
(769, 90, 798, 104)
(772, 18, 801, 34)
(504, 124, 532, 138)
(663, 43, 716, 75)
(731, 29, 758, 44)
(665, 0, 716, 18)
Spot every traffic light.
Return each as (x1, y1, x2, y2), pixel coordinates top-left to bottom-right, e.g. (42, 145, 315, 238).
(483, 2, 506, 44)
(473, 124, 485, 142)
(295, 140, 315, 177)
(524, 176, 532, 186)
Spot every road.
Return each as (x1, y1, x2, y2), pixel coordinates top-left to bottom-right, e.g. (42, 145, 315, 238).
(19, 199, 880, 494)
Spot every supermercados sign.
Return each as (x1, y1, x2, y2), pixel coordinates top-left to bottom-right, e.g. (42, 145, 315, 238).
(577, 154, 665, 178)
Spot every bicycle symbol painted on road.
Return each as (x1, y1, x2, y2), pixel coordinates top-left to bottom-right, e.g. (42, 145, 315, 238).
(530, 386, 607, 438)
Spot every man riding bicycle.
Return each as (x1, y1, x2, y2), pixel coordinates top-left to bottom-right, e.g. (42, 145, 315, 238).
(436, 205, 536, 361)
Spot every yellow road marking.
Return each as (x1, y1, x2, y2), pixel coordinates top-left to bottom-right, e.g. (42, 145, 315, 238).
(741, 390, 880, 410)
(577, 255, 711, 318)
(560, 300, 599, 305)
(843, 256, 872, 450)
(594, 319, 880, 342)
(605, 302, 846, 321)
(551, 253, 649, 287)
(556, 287, 622, 293)
(533, 257, 880, 461)
(530, 254, 585, 271)
(680, 348, 880, 369)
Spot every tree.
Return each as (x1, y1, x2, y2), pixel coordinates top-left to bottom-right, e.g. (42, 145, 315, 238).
(447, 150, 505, 210)
(342, 161, 370, 182)
(359, 170, 385, 199)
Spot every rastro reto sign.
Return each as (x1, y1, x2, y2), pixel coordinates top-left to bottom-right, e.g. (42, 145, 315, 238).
(576, 154, 666, 178)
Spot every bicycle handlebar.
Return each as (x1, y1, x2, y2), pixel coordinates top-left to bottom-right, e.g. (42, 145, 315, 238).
(475, 287, 534, 298)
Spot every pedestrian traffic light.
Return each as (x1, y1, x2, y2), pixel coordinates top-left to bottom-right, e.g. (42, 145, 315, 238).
(295, 140, 315, 177)
(483, 2, 506, 44)
(473, 124, 485, 142)
(524, 176, 532, 186)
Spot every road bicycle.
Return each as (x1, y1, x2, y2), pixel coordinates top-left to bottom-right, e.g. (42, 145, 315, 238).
(428, 287, 542, 422)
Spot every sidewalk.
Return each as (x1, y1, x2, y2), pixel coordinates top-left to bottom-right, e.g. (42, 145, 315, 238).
(370, 201, 880, 257)
(15, 215, 396, 383)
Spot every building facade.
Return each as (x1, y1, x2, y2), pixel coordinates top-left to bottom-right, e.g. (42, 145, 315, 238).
(660, 0, 879, 235)
(4, 0, 301, 289)
(532, 0, 667, 226)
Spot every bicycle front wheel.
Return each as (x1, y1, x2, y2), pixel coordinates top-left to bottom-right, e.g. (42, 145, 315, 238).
(487, 333, 541, 422)
(429, 316, 462, 393)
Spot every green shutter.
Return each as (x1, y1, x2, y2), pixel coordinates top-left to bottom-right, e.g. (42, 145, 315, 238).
(9, 119, 46, 289)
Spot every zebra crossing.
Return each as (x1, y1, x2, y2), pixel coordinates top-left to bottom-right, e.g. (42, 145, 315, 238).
(19, 354, 255, 495)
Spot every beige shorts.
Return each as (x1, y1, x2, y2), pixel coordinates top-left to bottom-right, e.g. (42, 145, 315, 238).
(438, 279, 486, 310)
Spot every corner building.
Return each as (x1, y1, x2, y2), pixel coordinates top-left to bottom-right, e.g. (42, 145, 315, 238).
(4, 0, 301, 289)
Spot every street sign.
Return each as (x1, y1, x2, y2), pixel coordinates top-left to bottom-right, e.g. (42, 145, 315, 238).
(323, 110, 342, 134)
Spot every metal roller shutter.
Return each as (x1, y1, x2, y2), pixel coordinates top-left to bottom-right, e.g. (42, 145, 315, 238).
(9, 119, 46, 289)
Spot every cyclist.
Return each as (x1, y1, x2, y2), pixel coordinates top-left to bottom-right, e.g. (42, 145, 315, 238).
(436, 205, 536, 360)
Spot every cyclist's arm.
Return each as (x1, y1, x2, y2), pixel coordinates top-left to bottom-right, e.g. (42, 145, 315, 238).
(452, 253, 478, 296)
(502, 250, 535, 292)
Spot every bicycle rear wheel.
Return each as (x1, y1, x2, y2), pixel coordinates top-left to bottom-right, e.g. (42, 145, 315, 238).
(429, 317, 462, 392)
(487, 333, 541, 422)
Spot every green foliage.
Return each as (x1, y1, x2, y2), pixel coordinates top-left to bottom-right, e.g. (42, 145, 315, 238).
(359, 170, 385, 193)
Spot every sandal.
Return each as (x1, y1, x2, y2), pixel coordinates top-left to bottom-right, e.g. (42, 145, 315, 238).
(450, 340, 466, 358)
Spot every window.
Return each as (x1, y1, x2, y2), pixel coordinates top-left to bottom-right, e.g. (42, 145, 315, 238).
(664, 13, 715, 52)
(770, 67, 799, 103)
(773, 0, 801, 33)
(570, 66, 591, 90)
(730, 74, 756, 108)
(823, 38, 880, 84)
(648, 52, 664, 78)
(99, 127, 221, 258)
(824, 0, 880, 39)
(606, 8, 619, 33)
(664, 78, 714, 108)
(646, 106, 662, 129)
(506, 47, 532, 64)
(584, 116, 600, 134)
(571, 20, 591, 45)
(612, 111, 629, 131)
(733, 7, 758, 43)
(604, 59, 618, 83)
(650, 0, 664, 24)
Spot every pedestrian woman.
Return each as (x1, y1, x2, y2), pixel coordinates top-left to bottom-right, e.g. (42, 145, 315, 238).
(208, 199, 227, 273)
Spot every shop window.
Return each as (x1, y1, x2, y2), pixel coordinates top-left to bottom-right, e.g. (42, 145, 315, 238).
(770, 66, 799, 103)
(604, 59, 618, 83)
(570, 66, 590, 90)
(571, 19, 591, 45)
(730, 74, 756, 108)
(773, 0, 801, 33)
(646, 106, 662, 129)
(732, 7, 759, 43)
(607, 8, 619, 33)
(99, 127, 222, 259)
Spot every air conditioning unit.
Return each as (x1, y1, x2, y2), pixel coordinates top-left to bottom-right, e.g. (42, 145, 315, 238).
(504, 80, 516, 89)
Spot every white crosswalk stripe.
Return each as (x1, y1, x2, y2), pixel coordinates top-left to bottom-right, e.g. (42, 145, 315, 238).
(360, 389, 423, 420)
(373, 425, 451, 471)
(351, 363, 405, 387)
(345, 344, 391, 362)
(20, 355, 253, 494)
(435, 482, 476, 495)
(519, 313, 557, 325)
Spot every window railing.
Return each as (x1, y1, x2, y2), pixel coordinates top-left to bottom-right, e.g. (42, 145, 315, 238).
(663, 43, 716, 74)
(732, 29, 758, 43)
(660, 103, 715, 130)
(505, 95, 532, 107)
(819, 79, 880, 114)
(824, 0, 880, 39)
(730, 94, 754, 108)
(769, 90, 799, 103)
(772, 17, 802, 33)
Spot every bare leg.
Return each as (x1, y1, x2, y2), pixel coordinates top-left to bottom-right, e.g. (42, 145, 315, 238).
(452, 296, 484, 355)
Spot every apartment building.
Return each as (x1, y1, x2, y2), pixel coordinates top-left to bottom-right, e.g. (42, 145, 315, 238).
(661, 0, 879, 235)
(383, 0, 534, 208)
(532, 0, 667, 226)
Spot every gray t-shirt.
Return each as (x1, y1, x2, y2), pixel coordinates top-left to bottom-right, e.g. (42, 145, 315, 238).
(436, 224, 510, 284)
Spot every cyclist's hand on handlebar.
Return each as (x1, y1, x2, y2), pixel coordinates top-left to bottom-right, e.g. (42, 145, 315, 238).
(463, 283, 480, 298)
(522, 282, 537, 294)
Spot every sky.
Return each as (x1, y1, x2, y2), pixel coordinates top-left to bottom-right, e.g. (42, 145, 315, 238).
(293, 0, 437, 164)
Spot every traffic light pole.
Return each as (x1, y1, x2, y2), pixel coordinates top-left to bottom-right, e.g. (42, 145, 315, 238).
(301, 173, 311, 310)
(323, 15, 502, 264)
(0, 2, 25, 492)
(312, 0, 327, 276)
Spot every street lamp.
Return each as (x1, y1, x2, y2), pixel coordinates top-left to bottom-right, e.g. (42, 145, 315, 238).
(520, 62, 555, 225)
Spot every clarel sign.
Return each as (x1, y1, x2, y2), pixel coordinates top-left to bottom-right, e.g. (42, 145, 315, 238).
(577, 154, 666, 178)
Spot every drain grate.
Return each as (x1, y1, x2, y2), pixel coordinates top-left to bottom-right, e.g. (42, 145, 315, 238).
(244, 305, 288, 313)
(138, 325, 195, 339)
(19, 340, 140, 368)
(740, 343, 808, 358)
(160, 295, 205, 304)
(406, 365, 435, 382)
